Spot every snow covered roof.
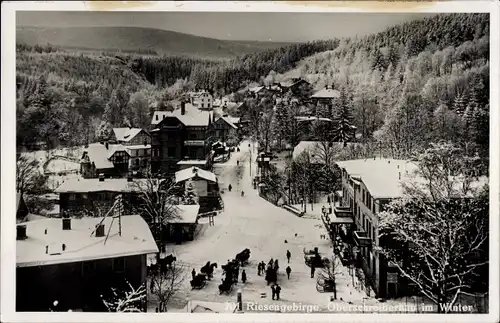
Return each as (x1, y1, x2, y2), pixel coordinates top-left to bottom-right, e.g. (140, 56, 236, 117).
(175, 167, 217, 184)
(106, 144, 130, 159)
(112, 128, 145, 143)
(176, 160, 207, 165)
(54, 178, 150, 193)
(16, 215, 158, 268)
(295, 116, 333, 123)
(151, 104, 211, 127)
(168, 205, 199, 224)
(292, 141, 363, 164)
(336, 159, 417, 198)
(311, 88, 341, 99)
(217, 116, 239, 129)
(82, 143, 116, 169)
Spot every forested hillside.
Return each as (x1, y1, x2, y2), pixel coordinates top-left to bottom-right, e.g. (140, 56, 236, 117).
(16, 13, 490, 159)
(17, 26, 295, 59)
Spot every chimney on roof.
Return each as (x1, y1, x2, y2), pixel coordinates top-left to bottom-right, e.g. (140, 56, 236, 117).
(105, 142, 109, 150)
(16, 225, 27, 240)
(99, 174, 105, 182)
(62, 218, 71, 230)
(95, 224, 105, 238)
(181, 101, 186, 115)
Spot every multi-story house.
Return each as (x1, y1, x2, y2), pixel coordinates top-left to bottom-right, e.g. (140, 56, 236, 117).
(150, 102, 213, 175)
(334, 158, 487, 299)
(112, 128, 151, 174)
(190, 90, 213, 110)
(16, 215, 158, 312)
(335, 159, 416, 299)
(279, 78, 312, 96)
(80, 142, 131, 178)
(208, 115, 240, 143)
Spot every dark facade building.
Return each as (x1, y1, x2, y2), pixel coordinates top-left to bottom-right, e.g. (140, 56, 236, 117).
(150, 102, 213, 175)
(208, 115, 240, 143)
(16, 215, 158, 312)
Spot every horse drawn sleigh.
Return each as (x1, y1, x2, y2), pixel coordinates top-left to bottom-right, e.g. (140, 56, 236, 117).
(303, 247, 330, 268)
(190, 261, 218, 289)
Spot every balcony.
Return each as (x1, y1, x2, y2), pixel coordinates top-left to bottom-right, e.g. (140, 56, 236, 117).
(353, 230, 372, 247)
(334, 206, 353, 218)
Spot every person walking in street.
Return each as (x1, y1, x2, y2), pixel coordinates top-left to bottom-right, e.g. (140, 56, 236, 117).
(237, 160, 240, 166)
(241, 191, 245, 197)
(257, 262, 261, 276)
(275, 284, 282, 300)
(310, 265, 316, 278)
(271, 284, 276, 300)
(286, 250, 291, 263)
(191, 268, 196, 281)
(228, 184, 232, 192)
(286, 266, 291, 279)
(241, 269, 247, 283)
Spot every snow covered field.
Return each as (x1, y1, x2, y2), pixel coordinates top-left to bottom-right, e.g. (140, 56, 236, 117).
(20, 146, 84, 190)
(148, 140, 406, 313)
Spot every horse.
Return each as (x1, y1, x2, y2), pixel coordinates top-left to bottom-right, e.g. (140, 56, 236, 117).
(158, 255, 177, 274)
(201, 262, 218, 279)
(235, 249, 251, 266)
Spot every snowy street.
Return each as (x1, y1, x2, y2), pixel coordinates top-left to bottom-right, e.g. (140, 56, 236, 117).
(154, 139, 375, 313)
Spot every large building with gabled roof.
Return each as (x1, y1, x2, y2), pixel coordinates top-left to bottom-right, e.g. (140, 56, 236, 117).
(150, 102, 213, 175)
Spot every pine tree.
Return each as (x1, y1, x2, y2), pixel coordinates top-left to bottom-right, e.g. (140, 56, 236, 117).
(452, 92, 467, 116)
(183, 179, 199, 205)
(371, 47, 386, 71)
(332, 87, 354, 147)
(386, 44, 399, 68)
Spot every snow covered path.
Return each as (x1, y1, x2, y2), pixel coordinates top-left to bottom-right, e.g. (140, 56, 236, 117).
(157, 140, 374, 312)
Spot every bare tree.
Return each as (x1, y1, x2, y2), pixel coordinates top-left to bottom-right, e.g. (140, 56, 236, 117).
(130, 175, 180, 242)
(318, 256, 343, 300)
(16, 154, 47, 194)
(377, 142, 488, 313)
(150, 261, 187, 312)
(101, 281, 146, 313)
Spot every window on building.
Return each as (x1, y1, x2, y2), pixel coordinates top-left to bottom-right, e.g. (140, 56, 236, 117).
(190, 149, 198, 159)
(113, 257, 125, 273)
(135, 159, 139, 166)
(168, 147, 176, 157)
(201, 103, 204, 108)
(190, 133, 197, 140)
(69, 193, 76, 200)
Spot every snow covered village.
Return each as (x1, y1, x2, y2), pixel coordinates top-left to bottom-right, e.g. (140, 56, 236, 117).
(12, 9, 491, 315)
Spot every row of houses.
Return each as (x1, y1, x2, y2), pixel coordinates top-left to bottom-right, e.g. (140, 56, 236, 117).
(80, 103, 242, 178)
(15, 164, 221, 312)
